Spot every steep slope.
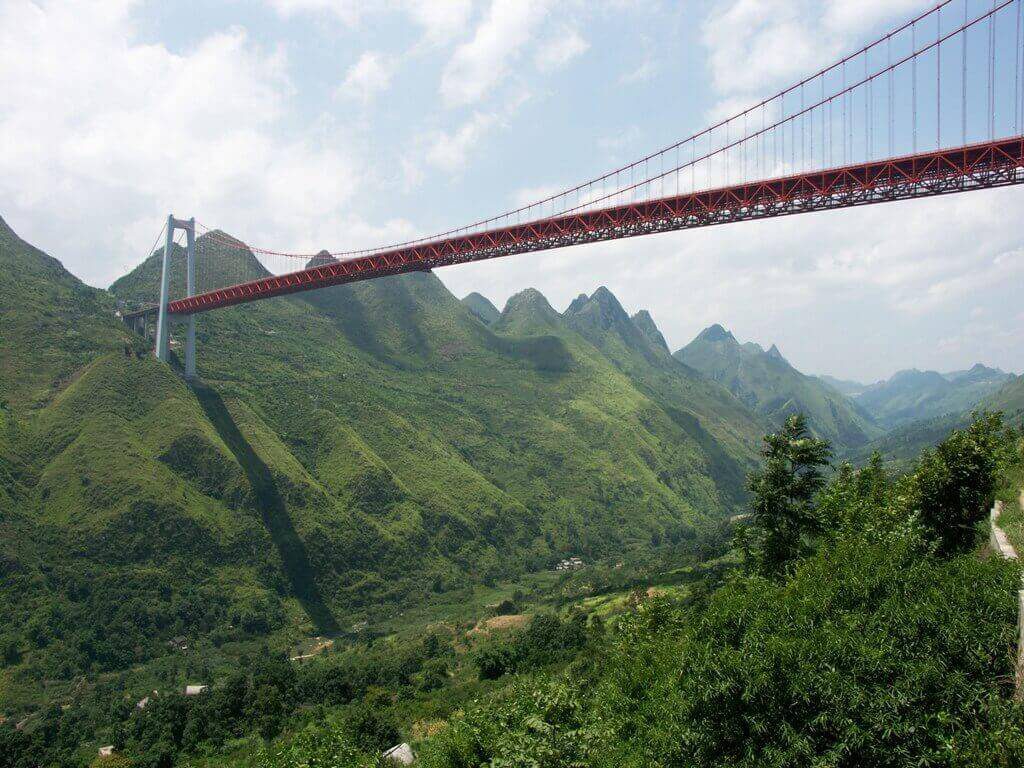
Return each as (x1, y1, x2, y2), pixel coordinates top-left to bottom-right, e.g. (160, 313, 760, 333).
(109, 238, 765, 569)
(856, 364, 1011, 428)
(558, 290, 765, 487)
(846, 412, 968, 466)
(462, 292, 500, 325)
(494, 288, 564, 335)
(675, 324, 880, 450)
(0, 219, 770, 709)
(983, 374, 1024, 425)
(0, 352, 371, 692)
(0, 215, 129, 410)
(631, 310, 670, 353)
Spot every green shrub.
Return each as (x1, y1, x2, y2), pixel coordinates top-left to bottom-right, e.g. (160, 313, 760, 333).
(909, 412, 1008, 555)
(419, 679, 601, 768)
(254, 717, 376, 768)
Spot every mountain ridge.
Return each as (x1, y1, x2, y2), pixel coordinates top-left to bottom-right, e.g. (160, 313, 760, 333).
(0, 219, 766, 709)
(462, 292, 500, 325)
(674, 324, 881, 450)
(855, 363, 1011, 428)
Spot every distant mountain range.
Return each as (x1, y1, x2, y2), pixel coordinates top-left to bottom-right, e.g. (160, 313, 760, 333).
(840, 365, 1011, 429)
(672, 321, 1018, 460)
(811, 363, 1012, 429)
(674, 324, 881, 451)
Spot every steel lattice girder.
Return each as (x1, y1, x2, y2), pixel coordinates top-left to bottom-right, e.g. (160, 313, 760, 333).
(168, 136, 1024, 316)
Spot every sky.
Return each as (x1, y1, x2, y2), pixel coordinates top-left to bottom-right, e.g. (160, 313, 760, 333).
(1, 0, 1022, 383)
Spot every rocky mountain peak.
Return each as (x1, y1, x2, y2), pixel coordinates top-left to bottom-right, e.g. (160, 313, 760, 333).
(694, 324, 738, 345)
(306, 249, 337, 269)
(631, 310, 670, 352)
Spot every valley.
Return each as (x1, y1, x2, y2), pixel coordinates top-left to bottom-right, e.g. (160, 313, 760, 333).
(2, 214, 1023, 767)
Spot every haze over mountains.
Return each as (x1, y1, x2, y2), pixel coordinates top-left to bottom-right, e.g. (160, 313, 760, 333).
(2, 212, 1021, 711)
(671, 321, 1018, 455)
(832, 364, 1011, 429)
(674, 324, 881, 451)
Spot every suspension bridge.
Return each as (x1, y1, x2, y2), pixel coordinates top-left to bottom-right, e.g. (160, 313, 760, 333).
(135, 0, 1024, 376)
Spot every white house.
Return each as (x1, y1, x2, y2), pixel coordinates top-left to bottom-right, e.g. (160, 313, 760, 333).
(184, 684, 208, 696)
(98, 746, 115, 757)
(382, 742, 415, 765)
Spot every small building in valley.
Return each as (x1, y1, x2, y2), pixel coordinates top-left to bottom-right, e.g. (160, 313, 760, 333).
(184, 684, 208, 696)
(382, 742, 415, 765)
(555, 556, 585, 571)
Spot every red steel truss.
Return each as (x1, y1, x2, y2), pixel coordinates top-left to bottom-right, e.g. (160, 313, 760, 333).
(168, 136, 1024, 316)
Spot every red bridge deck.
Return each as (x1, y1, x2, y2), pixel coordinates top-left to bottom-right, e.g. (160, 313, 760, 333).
(168, 136, 1024, 316)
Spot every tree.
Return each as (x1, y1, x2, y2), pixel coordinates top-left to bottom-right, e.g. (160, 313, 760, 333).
(746, 414, 831, 576)
(911, 412, 1008, 555)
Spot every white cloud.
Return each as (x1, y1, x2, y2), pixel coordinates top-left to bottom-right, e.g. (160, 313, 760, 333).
(405, 0, 475, 45)
(425, 112, 498, 172)
(421, 88, 529, 173)
(700, 0, 920, 106)
(534, 28, 589, 72)
(440, 0, 549, 107)
(619, 57, 656, 85)
(266, 0, 473, 44)
(511, 185, 562, 208)
(337, 51, 395, 103)
(823, 0, 922, 36)
(265, 0, 362, 24)
(0, 0, 377, 285)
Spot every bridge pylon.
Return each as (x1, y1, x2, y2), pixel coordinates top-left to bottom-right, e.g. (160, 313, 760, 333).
(155, 214, 197, 379)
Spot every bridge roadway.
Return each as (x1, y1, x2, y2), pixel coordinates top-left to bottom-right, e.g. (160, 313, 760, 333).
(166, 137, 1024, 317)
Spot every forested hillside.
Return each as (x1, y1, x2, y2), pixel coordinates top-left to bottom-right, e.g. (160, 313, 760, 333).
(75, 413, 1017, 768)
(5, 215, 1023, 767)
(848, 373, 1024, 466)
(0, 221, 765, 718)
(0, 215, 130, 410)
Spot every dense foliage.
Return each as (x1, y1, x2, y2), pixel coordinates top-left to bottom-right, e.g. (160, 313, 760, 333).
(744, 413, 831, 575)
(4, 214, 1024, 767)
(412, 414, 1024, 767)
(1, 221, 766, 719)
(473, 612, 590, 680)
(911, 412, 1008, 554)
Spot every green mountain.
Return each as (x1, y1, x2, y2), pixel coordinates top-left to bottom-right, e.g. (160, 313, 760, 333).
(461, 292, 500, 325)
(985, 374, 1024, 422)
(674, 324, 880, 450)
(0, 221, 766, 707)
(630, 310, 670, 353)
(855, 364, 1011, 428)
(847, 372, 1023, 466)
(0, 215, 131, 411)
